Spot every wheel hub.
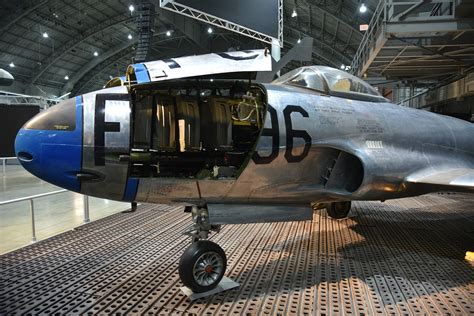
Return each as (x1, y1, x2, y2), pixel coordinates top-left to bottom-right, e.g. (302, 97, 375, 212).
(193, 251, 224, 287)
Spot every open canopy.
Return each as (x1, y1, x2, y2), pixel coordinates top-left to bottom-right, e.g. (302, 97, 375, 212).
(126, 49, 272, 84)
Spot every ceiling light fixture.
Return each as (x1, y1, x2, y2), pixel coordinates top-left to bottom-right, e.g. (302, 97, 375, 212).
(340, 64, 345, 70)
(64, 75, 69, 80)
(129, 4, 134, 13)
(128, 34, 133, 40)
(359, 3, 367, 13)
(291, 9, 297, 18)
(42, 32, 49, 38)
(93, 51, 98, 56)
(9, 62, 15, 68)
(297, 38, 301, 44)
(207, 27, 213, 34)
(166, 30, 171, 37)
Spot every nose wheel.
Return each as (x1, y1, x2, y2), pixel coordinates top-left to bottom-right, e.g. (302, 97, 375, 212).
(180, 206, 227, 293)
(326, 201, 352, 219)
(179, 240, 227, 293)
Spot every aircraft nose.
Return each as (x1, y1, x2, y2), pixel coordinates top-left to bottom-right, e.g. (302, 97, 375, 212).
(15, 96, 83, 192)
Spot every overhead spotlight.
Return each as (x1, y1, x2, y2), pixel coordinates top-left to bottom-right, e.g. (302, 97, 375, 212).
(340, 64, 345, 70)
(64, 75, 69, 80)
(210, 79, 214, 82)
(291, 8, 297, 18)
(297, 38, 301, 44)
(129, 4, 134, 13)
(359, 3, 367, 13)
(42, 32, 49, 38)
(93, 51, 98, 56)
(128, 34, 133, 40)
(166, 30, 171, 37)
(207, 27, 213, 34)
(9, 62, 15, 68)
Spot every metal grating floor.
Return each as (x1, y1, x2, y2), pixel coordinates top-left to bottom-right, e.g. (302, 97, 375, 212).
(1, 193, 473, 315)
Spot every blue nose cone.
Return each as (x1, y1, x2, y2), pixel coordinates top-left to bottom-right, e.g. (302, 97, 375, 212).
(15, 96, 83, 192)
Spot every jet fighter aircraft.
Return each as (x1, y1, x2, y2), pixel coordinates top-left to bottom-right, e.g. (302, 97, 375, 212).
(15, 49, 474, 293)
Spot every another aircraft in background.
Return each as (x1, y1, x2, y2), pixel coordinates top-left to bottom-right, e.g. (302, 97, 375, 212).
(15, 49, 474, 293)
(0, 68, 14, 86)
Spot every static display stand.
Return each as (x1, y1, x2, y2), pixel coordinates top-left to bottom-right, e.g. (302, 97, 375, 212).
(180, 277, 240, 300)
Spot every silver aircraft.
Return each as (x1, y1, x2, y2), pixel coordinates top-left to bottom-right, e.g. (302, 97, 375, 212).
(15, 49, 474, 293)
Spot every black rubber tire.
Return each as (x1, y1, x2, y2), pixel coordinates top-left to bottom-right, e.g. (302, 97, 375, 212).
(179, 240, 227, 293)
(326, 201, 351, 219)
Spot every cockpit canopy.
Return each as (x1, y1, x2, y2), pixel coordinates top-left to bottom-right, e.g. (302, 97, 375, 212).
(273, 66, 387, 102)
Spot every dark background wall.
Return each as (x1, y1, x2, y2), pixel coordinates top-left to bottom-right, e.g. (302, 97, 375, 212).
(0, 105, 39, 157)
(177, 0, 280, 38)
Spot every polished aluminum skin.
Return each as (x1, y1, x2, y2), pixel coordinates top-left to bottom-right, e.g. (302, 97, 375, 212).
(137, 84, 474, 206)
(81, 86, 131, 201)
(16, 50, 474, 208)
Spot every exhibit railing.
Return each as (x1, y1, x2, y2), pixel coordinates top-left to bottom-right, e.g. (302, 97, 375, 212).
(351, 0, 456, 77)
(0, 91, 60, 109)
(0, 190, 91, 242)
(350, 0, 385, 77)
(1, 157, 17, 177)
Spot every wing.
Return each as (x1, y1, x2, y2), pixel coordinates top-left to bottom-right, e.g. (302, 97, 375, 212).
(406, 167, 474, 191)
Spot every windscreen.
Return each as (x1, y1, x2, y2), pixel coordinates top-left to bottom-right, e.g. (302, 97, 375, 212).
(273, 66, 384, 101)
(315, 66, 381, 97)
(284, 69, 325, 92)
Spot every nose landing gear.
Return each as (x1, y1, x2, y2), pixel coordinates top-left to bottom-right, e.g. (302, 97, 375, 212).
(312, 201, 352, 219)
(326, 201, 352, 219)
(179, 240, 226, 293)
(179, 206, 227, 293)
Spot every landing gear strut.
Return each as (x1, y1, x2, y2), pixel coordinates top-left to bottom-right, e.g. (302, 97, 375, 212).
(179, 206, 227, 293)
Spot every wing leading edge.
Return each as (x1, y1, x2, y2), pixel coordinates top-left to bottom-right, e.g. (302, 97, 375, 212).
(405, 167, 474, 191)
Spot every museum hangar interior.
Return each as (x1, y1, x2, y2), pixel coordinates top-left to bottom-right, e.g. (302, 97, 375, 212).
(0, 0, 473, 314)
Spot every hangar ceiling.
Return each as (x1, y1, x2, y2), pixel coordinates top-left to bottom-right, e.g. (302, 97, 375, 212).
(0, 0, 377, 97)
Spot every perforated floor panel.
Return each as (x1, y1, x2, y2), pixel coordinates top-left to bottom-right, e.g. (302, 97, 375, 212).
(1, 193, 473, 315)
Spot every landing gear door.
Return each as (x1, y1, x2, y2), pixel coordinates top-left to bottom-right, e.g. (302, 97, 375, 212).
(81, 87, 131, 201)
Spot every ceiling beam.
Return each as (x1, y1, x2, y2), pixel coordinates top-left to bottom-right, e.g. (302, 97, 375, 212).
(29, 14, 133, 85)
(72, 34, 194, 94)
(61, 27, 179, 94)
(285, 25, 352, 66)
(302, 0, 363, 36)
(0, 1, 49, 35)
(61, 41, 132, 95)
(74, 38, 197, 94)
(159, 9, 209, 51)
